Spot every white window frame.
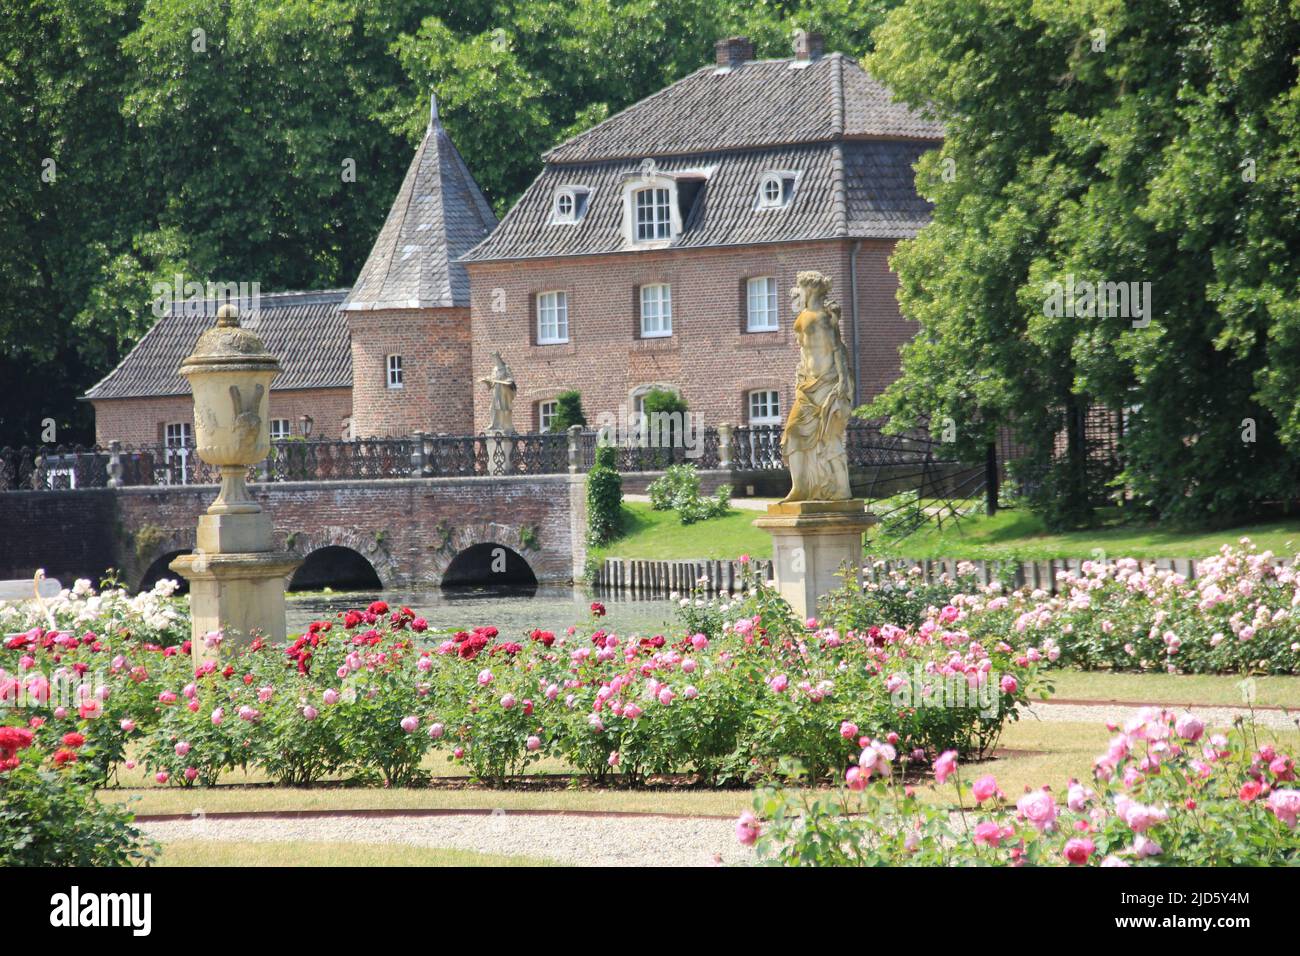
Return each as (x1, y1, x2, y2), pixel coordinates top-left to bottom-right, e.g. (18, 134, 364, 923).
(386, 354, 404, 389)
(536, 290, 569, 344)
(164, 422, 192, 447)
(746, 276, 779, 331)
(756, 171, 799, 209)
(538, 399, 559, 433)
(551, 186, 591, 225)
(270, 418, 292, 441)
(621, 172, 682, 248)
(748, 389, 782, 425)
(635, 187, 671, 241)
(639, 283, 673, 338)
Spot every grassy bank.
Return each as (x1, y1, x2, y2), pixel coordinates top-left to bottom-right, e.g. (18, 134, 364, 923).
(869, 508, 1300, 561)
(590, 499, 1300, 564)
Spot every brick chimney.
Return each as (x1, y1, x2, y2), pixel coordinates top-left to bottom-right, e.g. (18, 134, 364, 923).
(793, 30, 825, 62)
(715, 36, 754, 71)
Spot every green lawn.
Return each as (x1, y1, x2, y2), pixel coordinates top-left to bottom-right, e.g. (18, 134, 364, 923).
(589, 500, 1300, 565)
(590, 501, 771, 563)
(106, 718, 1300, 822)
(871, 508, 1300, 561)
(1048, 670, 1300, 709)
(154, 840, 551, 867)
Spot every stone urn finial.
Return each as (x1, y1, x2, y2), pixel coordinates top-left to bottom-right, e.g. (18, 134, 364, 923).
(177, 302, 282, 515)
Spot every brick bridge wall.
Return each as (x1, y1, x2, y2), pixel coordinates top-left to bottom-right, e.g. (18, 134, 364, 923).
(0, 475, 587, 591)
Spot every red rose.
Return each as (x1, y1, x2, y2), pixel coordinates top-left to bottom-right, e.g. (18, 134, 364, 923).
(61, 732, 86, 749)
(590, 602, 606, 617)
(368, 601, 389, 615)
(53, 748, 78, 767)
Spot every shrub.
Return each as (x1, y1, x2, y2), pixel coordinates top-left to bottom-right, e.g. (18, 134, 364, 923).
(586, 444, 623, 546)
(548, 390, 587, 433)
(646, 463, 731, 525)
(0, 728, 156, 867)
(745, 709, 1300, 867)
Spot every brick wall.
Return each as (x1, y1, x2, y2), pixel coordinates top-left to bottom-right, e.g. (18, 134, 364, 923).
(91, 388, 354, 446)
(466, 238, 912, 434)
(0, 474, 585, 591)
(348, 307, 475, 437)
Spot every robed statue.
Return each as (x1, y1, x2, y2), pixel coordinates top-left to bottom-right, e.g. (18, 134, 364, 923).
(780, 271, 854, 502)
(480, 352, 517, 434)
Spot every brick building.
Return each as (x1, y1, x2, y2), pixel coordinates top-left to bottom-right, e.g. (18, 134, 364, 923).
(342, 95, 497, 437)
(84, 290, 353, 446)
(460, 35, 941, 434)
(88, 37, 939, 444)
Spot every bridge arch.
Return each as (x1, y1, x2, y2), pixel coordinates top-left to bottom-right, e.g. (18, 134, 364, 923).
(289, 545, 383, 592)
(441, 542, 538, 588)
(283, 527, 399, 590)
(137, 549, 192, 595)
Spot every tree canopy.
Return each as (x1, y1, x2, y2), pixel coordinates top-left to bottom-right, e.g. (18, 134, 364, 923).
(0, 0, 898, 446)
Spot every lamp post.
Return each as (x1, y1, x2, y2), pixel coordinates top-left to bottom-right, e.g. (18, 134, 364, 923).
(300, 414, 313, 438)
(168, 303, 302, 662)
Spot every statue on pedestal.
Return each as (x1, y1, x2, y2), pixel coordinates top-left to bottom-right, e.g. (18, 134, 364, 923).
(481, 352, 517, 434)
(780, 271, 854, 502)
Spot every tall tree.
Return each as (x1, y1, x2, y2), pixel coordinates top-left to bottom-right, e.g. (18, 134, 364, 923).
(866, 0, 1300, 527)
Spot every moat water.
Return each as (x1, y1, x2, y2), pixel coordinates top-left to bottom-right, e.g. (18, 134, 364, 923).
(286, 584, 680, 639)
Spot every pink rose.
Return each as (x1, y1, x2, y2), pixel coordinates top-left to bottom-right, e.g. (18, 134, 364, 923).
(933, 750, 958, 785)
(400, 715, 419, 733)
(1063, 837, 1094, 866)
(972, 774, 1001, 803)
(322, 689, 340, 705)
(500, 693, 516, 710)
(1017, 789, 1057, 830)
(840, 721, 859, 740)
(428, 722, 445, 740)
(174, 741, 190, 757)
(1174, 713, 1205, 742)
(735, 811, 761, 846)
(526, 735, 541, 752)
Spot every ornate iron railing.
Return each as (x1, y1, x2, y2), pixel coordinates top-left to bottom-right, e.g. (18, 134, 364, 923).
(0, 422, 969, 491)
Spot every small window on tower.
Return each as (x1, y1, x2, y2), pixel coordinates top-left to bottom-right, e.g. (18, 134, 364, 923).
(386, 354, 404, 389)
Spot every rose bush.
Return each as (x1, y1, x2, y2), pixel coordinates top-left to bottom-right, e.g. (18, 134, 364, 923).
(1, 579, 1041, 789)
(828, 542, 1300, 675)
(744, 708, 1300, 866)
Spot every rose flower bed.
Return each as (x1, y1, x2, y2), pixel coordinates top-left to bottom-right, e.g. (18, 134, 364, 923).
(826, 541, 1300, 675)
(742, 707, 1300, 866)
(1, 575, 1041, 791)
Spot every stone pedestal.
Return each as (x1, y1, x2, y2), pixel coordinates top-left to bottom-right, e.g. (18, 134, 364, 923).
(486, 431, 515, 476)
(752, 500, 876, 621)
(170, 511, 301, 663)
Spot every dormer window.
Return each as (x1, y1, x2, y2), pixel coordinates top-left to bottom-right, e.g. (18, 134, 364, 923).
(552, 186, 591, 224)
(757, 172, 798, 209)
(635, 187, 671, 240)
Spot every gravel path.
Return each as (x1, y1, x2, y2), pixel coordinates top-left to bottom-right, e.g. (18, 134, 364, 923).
(140, 813, 752, 867)
(1028, 699, 1298, 731)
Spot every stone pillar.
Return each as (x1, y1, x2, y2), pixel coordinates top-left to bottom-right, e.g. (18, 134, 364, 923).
(717, 422, 733, 472)
(106, 441, 124, 489)
(753, 500, 876, 621)
(411, 430, 427, 476)
(567, 425, 582, 474)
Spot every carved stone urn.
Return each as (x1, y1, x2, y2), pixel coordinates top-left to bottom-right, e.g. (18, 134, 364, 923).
(169, 303, 301, 661)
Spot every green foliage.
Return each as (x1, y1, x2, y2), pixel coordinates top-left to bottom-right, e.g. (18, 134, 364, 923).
(586, 443, 624, 546)
(0, 757, 156, 868)
(866, 0, 1300, 527)
(646, 463, 732, 524)
(548, 390, 587, 433)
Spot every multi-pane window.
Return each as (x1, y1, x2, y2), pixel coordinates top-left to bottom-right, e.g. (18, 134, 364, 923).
(386, 354, 403, 388)
(634, 187, 671, 241)
(164, 422, 192, 447)
(639, 284, 672, 337)
(747, 277, 779, 331)
(748, 389, 782, 425)
(539, 400, 558, 433)
(536, 291, 569, 343)
(270, 419, 291, 440)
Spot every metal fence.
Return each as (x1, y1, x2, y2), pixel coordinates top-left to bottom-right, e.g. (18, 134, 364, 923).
(0, 422, 970, 491)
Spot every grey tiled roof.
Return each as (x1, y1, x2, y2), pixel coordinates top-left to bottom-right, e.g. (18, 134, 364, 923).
(343, 116, 497, 310)
(544, 53, 942, 163)
(462, 140, 934, 262)
(83, 290, 352, 400)
(463, 53, 939, 263)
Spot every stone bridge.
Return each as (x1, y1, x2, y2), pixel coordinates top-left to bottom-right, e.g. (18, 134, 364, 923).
(0, 475, 587, 593)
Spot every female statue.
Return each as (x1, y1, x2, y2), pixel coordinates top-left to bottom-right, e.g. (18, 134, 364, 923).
(780, 271, 854, 501)
(481, 352, 517, 434)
